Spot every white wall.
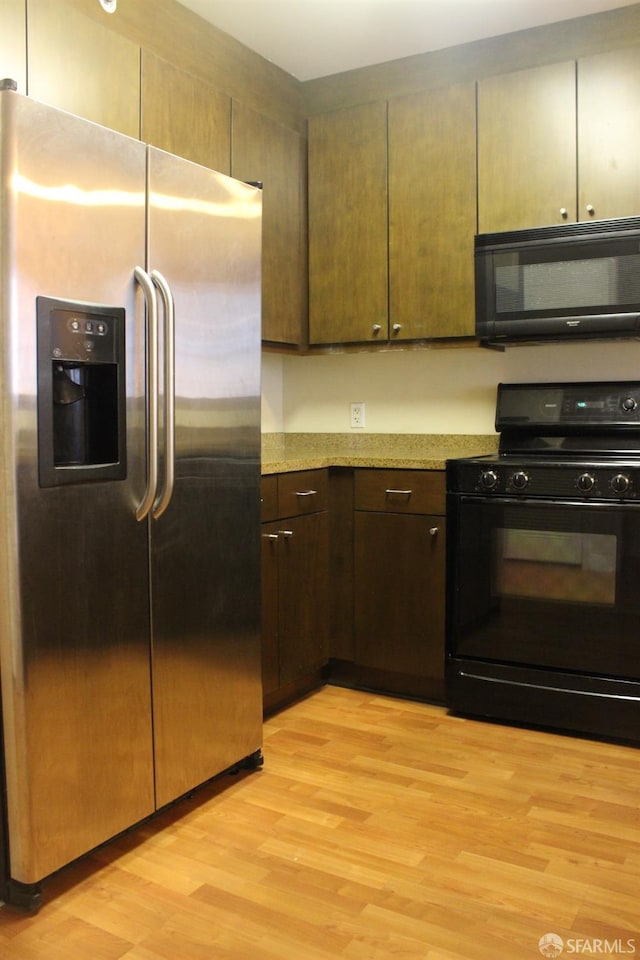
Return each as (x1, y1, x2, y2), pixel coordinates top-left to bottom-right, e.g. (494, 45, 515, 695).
(261, 339, 640, 434)
(261, 351, 285, 431)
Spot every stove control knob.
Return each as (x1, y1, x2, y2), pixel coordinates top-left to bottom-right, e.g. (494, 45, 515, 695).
(511, 470, 529, 491)
(479, 470, 498, 491)
(576, 472, 595, 493)
(611, 473, 631, 494)
(622, 397, 638, 412)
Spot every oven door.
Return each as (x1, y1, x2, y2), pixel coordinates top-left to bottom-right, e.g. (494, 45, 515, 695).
(450, 494, 640, 675)
(447, 494, 640, 739)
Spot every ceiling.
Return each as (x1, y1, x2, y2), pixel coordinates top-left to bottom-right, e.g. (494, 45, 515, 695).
(175, 0, 639, 81)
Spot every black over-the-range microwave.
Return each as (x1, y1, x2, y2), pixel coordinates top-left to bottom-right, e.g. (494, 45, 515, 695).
(475, 216, 640, 346)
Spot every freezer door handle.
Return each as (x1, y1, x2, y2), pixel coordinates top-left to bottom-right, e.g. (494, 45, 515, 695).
(134, 266, 159, 521)
(150, 270, 176, 519)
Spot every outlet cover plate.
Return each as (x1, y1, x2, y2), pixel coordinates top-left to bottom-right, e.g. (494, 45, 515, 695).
(350, 401, 365, 429)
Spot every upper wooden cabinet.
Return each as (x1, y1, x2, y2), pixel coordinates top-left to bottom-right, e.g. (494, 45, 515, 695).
(141, 53, 231, 175)
(27, 0, 140, 139)
(0, 0, 26, 93)
(232, 102, 307, 345)
(478, 50, 640, 233)
(308, 101, 388, 345)
(578, 47, 640, 223)
(308, 90, 477, 345)
(388, 83, 477, 340)
(478, 61, 577, 233)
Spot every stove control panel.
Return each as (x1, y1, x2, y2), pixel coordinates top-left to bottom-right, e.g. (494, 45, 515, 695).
(496, 381, 640, 429)
(449, 459, 640, 501)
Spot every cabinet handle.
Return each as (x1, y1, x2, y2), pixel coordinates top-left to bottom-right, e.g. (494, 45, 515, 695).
(295, 490, 317, 497)
(262, 533, 279, 541)
(385, 488, 412, 496)
(372, 324, 382, 334)
(392, 323, 402, 334)
(278, 529, 294, 538)
(586, 204, 595, 215)
(559, 207, 568, 218)
(429, 526, 439, 536)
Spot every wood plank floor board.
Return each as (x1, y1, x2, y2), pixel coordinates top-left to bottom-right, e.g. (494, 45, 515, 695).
(1, 684, 639, 959)
(527, 803, 640, 847)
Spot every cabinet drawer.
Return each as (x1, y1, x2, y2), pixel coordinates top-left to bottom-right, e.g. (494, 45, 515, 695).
(261, 475, 279, 522)
(354, 469, 445, 515)
(277, 469, 328, 517)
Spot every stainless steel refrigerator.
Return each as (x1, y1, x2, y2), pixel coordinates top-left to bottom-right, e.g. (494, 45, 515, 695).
(0, 85, 263, 908)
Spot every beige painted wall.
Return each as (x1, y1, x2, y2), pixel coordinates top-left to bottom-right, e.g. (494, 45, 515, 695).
(261, 339, 640, 434)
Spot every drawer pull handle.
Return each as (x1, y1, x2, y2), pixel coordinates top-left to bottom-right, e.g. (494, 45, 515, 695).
(262, 533, 279, 541)
(295, 489, 317, 497)
(385, 488, 412, 496)
(278, 529, 294, 538)
(429, 526, 439, 536)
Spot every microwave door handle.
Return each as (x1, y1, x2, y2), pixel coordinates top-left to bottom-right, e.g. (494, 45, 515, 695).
(150, 270, 176, 520)
(134, 266, 159, 522)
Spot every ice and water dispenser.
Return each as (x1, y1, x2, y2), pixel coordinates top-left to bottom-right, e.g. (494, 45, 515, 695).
(37, 296, 126, 487)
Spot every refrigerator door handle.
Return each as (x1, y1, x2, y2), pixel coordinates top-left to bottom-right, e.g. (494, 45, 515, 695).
(150, 270, 176, 519)
(134, 265, 159, 521)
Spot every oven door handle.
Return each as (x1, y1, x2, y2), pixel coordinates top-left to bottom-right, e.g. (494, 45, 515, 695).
(455, 494, 638, 509)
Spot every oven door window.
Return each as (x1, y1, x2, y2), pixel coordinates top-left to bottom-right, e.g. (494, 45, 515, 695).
(494, 528, 616, 605)
(451, 498, 640, 678)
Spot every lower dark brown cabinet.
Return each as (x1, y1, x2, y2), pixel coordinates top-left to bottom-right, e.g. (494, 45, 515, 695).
(267, 511, 329, 686)
(352, 469, 446, 702)
(261, 471, 330, 710)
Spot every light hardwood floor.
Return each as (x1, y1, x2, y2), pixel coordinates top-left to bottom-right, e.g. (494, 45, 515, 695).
(1, 684, 639, 959)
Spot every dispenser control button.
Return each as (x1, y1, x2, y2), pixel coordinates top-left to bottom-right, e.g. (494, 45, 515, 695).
(84, 340, 94, 352)
(85, 321, 94, 333)
(69, 318, 81, 332)
(96, 322, 107, 335)
(622, 397, 638, 412)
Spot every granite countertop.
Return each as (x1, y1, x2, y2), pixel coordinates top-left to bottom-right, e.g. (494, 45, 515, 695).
(261, 433, 498, 474)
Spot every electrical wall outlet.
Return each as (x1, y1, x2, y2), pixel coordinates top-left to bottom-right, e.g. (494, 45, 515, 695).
(350, 401, 365, 429)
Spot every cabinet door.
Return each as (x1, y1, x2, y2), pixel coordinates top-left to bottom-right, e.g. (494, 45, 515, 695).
(261, 520, 280, 697)
(354, 511, 445, 684)
(308, 101, 388, 344)
(389, 83, 476, 340)
(27, 0, 140, 138)
(141, 52, 230, 175)
(0, 0, 26, 93)
(478, 61, 576, 232)
(277, 512, 330, 686)
(578, 47, 640, 222)
(232, 102, 306, 345)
